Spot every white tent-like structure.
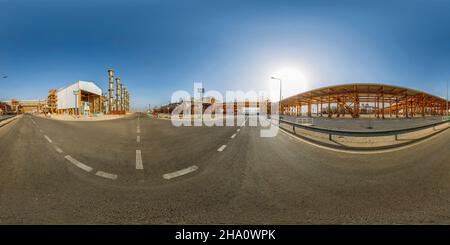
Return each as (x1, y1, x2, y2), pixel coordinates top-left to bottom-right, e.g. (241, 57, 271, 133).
(56, 81, 103, 115)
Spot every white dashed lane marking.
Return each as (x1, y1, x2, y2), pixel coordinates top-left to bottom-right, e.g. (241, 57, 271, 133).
(163, 165, 198, 180)
(237, 129, 240, 132)
(230, 133, 237, 139)
(54, 146, 63, 154)
(36, 122, 118, 180)
(64, 155, 93, 172)
(136, 150, 143, 170)
(137, 115, 141, 133)
(136, 115, 143, 170)
(44, 135, 53, 143)
(96, 171, 118, 180)
(217, 145, 227, 152)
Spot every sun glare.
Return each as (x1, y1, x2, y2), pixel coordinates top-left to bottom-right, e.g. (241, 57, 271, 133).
(269, 66, 309, 100)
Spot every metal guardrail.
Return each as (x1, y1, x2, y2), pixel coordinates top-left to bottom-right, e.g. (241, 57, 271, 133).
(279, 117, 450, 141)
(0, 115, 15, 122)
(296, 117, 314, 125)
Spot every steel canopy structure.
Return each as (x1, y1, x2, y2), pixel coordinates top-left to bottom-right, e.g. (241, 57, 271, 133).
(280, 83, 449, 119)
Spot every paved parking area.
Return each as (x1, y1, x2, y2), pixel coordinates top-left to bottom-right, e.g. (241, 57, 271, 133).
(282, 115, 446, 131)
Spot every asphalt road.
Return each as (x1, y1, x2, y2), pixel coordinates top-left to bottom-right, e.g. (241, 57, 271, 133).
(0, 113, 449, 224)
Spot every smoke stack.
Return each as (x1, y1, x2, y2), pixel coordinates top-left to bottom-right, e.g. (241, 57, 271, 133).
(108, 69, 114, 113)
(115, 77, 121, 111)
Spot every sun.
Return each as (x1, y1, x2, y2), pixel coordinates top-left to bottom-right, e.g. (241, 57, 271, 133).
(270, 66, 309, 99)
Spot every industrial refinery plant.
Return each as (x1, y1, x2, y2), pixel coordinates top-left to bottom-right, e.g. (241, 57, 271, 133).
(2, 0, 450, 242)
(0, 69, 130, 116)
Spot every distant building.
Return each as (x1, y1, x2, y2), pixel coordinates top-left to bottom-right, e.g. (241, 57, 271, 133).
(0, 101, 11, 114)
(56, 81, 103, 115)
(0, 99, 46, 114)
(154, 99, 271, 115)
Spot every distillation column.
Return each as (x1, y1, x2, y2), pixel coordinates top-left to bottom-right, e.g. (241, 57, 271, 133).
(108, 69, 114, 113)
(124, 88, 128, 112)
(115, 77, 121, 111)
(120, 83, 125, 112)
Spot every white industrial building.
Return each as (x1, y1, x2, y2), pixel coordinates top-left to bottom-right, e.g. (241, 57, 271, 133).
(56, 81, 103, 115)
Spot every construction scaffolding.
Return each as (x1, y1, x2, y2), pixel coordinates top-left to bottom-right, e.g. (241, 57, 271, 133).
(47, 89, 57, 113)
(280, 84, 449, 119)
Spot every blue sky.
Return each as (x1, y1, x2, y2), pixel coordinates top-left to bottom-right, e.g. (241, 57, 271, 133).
(1, 0, 450, 110)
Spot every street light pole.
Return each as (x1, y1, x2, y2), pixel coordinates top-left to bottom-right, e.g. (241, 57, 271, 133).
(271, 77, 282, 121)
